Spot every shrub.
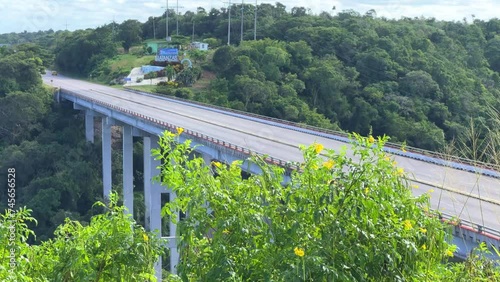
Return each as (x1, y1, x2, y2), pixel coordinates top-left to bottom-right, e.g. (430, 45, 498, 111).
(174, 88, 194, 99)
(155, 133, 456, 281)
(0, 194, 163, 281)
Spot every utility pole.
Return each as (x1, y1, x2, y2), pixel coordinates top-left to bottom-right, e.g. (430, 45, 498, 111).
(176, 0, 179, 35)
(192, 21, 195, 42)
(228, 0, 231, 45)
(153, 16, 156, 39)
(254, 0, 257, 40)
(112, 16, 116, 38)
(165, 0, 169, 40)
(240, 0, 244, 42)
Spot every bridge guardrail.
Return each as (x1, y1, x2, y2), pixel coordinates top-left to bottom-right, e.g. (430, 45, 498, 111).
(440, 212, 500, 240)
(123, 87, 500, 179)
(58, 88, 500, 244)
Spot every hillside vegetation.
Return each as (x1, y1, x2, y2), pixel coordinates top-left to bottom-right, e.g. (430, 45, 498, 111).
(0, 6, 500, 161)
(3, 7, 500, 156)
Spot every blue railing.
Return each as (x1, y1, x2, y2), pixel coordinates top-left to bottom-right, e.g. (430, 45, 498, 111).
(57, 87, 500, 242)
(123, 87, 500, 179)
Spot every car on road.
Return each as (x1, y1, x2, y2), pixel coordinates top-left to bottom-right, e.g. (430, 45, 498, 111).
(51, 71, 58, 76)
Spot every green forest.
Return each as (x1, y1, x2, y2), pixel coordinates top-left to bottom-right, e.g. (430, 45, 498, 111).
(2, 6, 500, 155)
(1, 3, 500, 281)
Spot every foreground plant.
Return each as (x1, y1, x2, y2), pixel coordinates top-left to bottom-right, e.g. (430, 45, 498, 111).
(156, 132, 457, 281)
(0, 193, 163, 281)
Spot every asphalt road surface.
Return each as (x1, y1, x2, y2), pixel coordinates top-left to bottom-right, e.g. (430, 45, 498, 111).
(43, 73, 500, 233)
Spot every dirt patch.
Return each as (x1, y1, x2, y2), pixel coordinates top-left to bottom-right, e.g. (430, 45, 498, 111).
(192, 70, 216, 90)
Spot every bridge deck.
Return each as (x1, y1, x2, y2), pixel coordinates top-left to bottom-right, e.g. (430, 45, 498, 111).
(43, 74, 500, 233)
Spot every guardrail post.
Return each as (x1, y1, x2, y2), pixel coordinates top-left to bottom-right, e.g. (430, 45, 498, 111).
(123, 125, 134, 216)
(102, 117, 112, 200)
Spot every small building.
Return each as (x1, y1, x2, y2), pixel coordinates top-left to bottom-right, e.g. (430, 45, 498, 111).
(190, 42, 209, 51)
(145, 40, 171, 54)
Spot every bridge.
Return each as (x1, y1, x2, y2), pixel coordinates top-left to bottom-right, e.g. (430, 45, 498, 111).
(43, 74, 500, 279)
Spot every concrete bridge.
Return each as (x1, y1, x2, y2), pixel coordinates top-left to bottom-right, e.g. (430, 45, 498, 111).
(44, 74, 500, 279)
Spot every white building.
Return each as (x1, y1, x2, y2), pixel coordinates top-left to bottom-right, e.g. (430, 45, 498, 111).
(190, 42, 209, 51)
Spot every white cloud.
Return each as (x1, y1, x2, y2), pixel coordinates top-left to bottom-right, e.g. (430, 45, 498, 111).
(0, 0, 498, 34)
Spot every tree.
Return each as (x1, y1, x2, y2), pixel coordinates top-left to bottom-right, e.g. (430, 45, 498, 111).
(212, 45, 233, 72)
(176, 68, 197, 86)
(187, 49, 207, 63)
(230, 75, 276, 110)
(485, 36, 500, 72)
(399, 70, 442, 99)
(118, 19, 142, 53)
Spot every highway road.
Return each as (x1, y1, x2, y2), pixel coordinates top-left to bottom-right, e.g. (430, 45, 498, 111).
(43, 74, 500, 232)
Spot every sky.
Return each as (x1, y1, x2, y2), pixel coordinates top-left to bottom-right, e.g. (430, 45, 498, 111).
(0, 0, 499, 34)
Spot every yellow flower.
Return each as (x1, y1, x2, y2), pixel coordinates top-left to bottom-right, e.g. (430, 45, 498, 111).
(397, 167, 404, 176)
(419, 227, 427, 234)
(176, 127, 184, 135)
(364, 187, 369, 195)
(222, 229, 230, 234)
(323, 159, 335, 169)
(445, 250, 454, 257)
(368, 135, 375, 144)
(313, 143, 324, 154)
(421, 244, 427, 250)
(294, 247, 305, 257)
(411, 184, 419, 189)
(384, 155, 391, 161)
(427, 189, 434, 194)
(403, 220, 412, 231)
(212, 161, 222, 168)
(143, 233, 149, 242)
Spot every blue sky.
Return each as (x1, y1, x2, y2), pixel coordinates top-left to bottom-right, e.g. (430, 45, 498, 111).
(0, 0, 499, 34)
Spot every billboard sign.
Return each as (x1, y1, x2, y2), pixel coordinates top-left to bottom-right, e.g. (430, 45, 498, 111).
(159, 48, 178, 56)
(156, 48, 179, 62)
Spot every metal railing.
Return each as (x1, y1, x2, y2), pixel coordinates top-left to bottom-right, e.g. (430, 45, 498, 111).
(123, 87, 500, 178)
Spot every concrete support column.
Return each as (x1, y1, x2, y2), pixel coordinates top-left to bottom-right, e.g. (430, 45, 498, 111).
(85, 110, 95, 143)
(102, 117, 112, 200)
(122, 125, 134, 216)
(202, 153, 213, 167)
(144, 135, 161, 231)
(144, 135, 163, 280)
(169, 189, 179, 274)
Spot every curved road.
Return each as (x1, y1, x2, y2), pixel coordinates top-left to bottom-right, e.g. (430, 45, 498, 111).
(43, 74, 500, 232)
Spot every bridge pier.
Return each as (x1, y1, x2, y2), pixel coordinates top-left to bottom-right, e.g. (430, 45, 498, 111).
(85, 110, 95, 143)
(143, 134, 180, 279)
(123, 125, 134, 215)
(102, 117, 113, 200)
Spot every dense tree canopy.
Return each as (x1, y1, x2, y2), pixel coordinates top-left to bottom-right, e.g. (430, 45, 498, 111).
(4, 5, 499, 154)
(0, 44, 106, 242)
